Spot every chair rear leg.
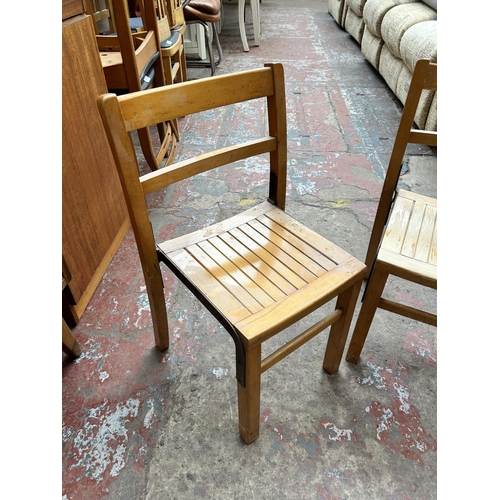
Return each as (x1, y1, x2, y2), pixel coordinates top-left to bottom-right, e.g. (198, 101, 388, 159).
(62, 318, 82, 358)
(238, 0, 249, 52)
(237, 344, 262, 444)
(345, 266, 389, 364)
(212, 23, 223, 66)
(144, 262, 170, 351)
(323, 279, 363, 374)
(251, 0, 260, 46)
(205, 23, 215, 76)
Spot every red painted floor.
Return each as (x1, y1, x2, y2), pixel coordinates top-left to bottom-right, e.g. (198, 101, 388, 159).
(61, 2, 440, 498)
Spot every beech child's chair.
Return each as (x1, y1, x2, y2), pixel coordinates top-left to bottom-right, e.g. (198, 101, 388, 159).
(98, 63, 366, 444)
(346, 59, 437, 364)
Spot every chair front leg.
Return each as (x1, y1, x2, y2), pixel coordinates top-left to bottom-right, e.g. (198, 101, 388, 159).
(237, 343, 262, 444)
(323, 279, 363, 374)
(345, 266, 389, 364)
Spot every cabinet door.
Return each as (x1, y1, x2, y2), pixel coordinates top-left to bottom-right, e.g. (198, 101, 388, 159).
(62, 14, 129, 323)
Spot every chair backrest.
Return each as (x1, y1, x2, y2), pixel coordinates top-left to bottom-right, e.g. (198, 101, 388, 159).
(390, 60, 437, 166)
(85, 0, 116, 34)
(97, 63, 287, 274)
(155, 0, 173, 41)
(364, 59, 437, 273)
(166, 0, 185, 29)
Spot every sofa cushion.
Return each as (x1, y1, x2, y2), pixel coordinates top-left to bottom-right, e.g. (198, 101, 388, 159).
(345, 7, 365, 43)
(364, 0, 421, 38)
(379, 45, 405, 95)
(425, 94, 437, 131)
(400, 20, 437, 71)
(361, 27, 384, 70)
(345, 0, 367, 17)
(328, 0, 347, 27)
(381, 3, 438, 59)
(396, 65, 435, 130)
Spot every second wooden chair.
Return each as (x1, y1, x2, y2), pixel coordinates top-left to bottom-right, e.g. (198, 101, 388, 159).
(346, 59, 437, 364)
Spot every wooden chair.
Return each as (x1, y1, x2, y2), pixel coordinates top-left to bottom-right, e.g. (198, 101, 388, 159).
(156, 0, 188, 84)
(164, 0, 189, 82)
(85, 0, 116, 34)
(97, 63, 366, 444)
(363, 58, 437, 275)
(166, 0, 188, 32)
(345, 59, 437, 364)
(96, 0, 178, 170)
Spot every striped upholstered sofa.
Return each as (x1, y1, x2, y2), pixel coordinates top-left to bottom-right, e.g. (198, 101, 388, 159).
(328, 0, 437, 131)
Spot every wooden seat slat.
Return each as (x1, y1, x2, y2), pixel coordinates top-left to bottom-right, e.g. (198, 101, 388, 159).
(208, 236, 287, 302)
(196, 239, 276, 308)
(236, 224, 318, 284)
(256, 214, 338, 271)
(185, 243, 265, 314)
(248, 219, 330, 277)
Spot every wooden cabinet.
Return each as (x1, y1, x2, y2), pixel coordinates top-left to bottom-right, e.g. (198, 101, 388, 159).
(63, 0, 129, 324)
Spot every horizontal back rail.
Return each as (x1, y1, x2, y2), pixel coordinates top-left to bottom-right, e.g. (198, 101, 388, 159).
(408, 130, 437, 147)
(116, 66, 276, 131)
(140, 137, 277, 194)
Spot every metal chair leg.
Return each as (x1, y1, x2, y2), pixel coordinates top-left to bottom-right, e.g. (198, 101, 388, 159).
(186, 20, 222, 76)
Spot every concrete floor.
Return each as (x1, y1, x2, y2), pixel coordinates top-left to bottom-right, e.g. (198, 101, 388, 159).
(62, 1, 438, 498)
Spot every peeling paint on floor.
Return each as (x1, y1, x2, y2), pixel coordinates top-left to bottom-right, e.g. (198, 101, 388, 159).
(62, 3, 437, 498)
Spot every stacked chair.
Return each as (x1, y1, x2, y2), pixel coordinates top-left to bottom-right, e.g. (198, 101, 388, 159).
(85, 0, 116, 34)
(87, 0, 179, 169)
(62, 259, 83, 358)
(157, 0, 188, 84)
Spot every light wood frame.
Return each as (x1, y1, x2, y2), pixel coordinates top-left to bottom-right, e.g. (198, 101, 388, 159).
(98, 63, 366, 444)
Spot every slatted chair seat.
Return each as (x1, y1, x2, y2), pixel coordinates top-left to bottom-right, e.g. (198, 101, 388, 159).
(159, 200, 363, 349)
(378, 190, 437, 285)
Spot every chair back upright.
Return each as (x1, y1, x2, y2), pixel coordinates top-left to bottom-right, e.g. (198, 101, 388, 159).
(85, 0, 116, 34)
